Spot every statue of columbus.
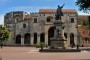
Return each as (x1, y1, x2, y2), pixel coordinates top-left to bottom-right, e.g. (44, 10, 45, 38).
(55, 4, 65, 20)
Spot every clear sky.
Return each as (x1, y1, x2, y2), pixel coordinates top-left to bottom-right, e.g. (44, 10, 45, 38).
(0, 0, 90, 24)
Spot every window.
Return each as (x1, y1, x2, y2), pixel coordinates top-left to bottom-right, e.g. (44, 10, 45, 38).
(71, 18, 74, 23)
(47, 16, 53, 22)
(47, 18, 50, 22)
(44, 14, 45, 16)
(34, 18, 37, 23)
(23, 24, 26, 28)
(17, 18, 19, 21)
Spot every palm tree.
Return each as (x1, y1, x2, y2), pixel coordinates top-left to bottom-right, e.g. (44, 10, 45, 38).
(0, 25, 11, 49)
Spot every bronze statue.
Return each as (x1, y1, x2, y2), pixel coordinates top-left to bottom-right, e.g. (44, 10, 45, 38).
(55, 4, 65, 20)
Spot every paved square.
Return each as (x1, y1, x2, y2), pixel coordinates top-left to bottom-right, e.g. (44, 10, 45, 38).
(0, 47, 90, 60)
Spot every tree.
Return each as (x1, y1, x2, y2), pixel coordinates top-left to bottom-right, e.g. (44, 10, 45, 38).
(86, 16, 90, 43)
(88, 16, 90, 36)
(0, 25, 11, 49)
(76, 0, 90, 13)
(81, 16, 90, 42)
(81, 16, 90, 31)
(82, 20, 89, 26)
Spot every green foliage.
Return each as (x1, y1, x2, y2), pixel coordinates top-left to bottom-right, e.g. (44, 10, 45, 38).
(81, 16, 90, 27)
(36, 41, 45, 48)
(36, 42, 41, 48)
(88, 16, 90, 35)
(81, 16, 90, 36)
(76, 0, 90, 13)
(82, 20, 89, 26)
(0, 25, 11, 42)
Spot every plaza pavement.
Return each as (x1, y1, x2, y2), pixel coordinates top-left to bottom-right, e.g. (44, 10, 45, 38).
(0, 47, 90, 60)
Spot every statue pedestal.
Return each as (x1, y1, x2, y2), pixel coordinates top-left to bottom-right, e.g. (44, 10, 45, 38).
(50, 38, 66, 49)
(50, 20, 67, 49)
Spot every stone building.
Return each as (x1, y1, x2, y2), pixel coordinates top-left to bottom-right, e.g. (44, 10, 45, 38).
(4, 9, 78, 47)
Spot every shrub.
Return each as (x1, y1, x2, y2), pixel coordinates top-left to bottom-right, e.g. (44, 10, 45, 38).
(36, 42, 41, 48)
(36, 42, 45, 48)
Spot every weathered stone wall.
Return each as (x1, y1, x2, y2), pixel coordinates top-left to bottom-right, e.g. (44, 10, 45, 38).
(4, 11, 78, 47)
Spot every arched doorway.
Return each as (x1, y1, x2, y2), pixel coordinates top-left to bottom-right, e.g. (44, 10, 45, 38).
(34, 33, 37, 44)
(40, 33, 45, 42)
(16, 35, 21, 44)
(70, 33, 75, 47)
(24, 33, 30, 44)
(48, 26, 54, 46)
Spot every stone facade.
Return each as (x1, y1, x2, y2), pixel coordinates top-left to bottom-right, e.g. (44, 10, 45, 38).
(4, 9, 78, 47)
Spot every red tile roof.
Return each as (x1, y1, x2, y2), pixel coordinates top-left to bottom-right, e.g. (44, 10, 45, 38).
(39, 9, 77, 13)
(78, 16, 88, 21)
(78, 15, 88, 25)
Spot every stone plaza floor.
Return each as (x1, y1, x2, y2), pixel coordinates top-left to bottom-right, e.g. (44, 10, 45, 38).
(0, 47, 90, 60)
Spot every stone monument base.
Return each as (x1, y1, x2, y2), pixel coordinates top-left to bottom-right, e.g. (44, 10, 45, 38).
(50, 38, 67, 49)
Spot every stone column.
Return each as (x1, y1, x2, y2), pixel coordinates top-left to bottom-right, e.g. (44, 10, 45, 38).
(62, 27, 65, 39)
(54, 28, 57, 38)
(74, 33, 78, 46)
(12, 35, 16, 45)
(66, 16, 70, 47)
(21, 35, 24, 45)
(12, 34, 16, 45)
(62, 27, 66, 47)
(37, 33, 40, 42)
(67, 33, 70, 47)
(31, 34, 34, 45)
(30, 34, 31, 45)
(21, 38, 24, 45)
(45, 32, 48, 45)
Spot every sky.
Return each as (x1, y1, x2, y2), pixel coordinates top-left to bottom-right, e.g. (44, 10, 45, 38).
(0, 0, 90, 24)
